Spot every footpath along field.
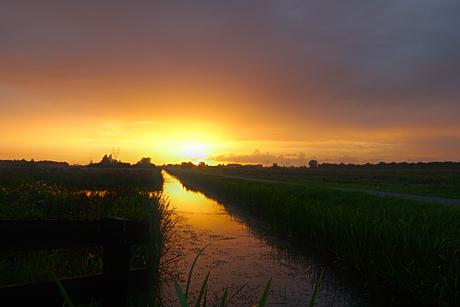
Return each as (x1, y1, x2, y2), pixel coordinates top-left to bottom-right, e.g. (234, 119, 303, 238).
(0, 165, 175, 306)
(167, 168, 460, 306)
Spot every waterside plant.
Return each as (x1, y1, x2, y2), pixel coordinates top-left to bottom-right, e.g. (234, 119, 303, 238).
(167, 169, 460, 306)
(0, 166, 175, 306)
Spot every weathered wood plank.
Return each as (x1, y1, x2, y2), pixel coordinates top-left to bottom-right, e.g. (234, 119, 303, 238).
(0, 268, 148, 306)
(0, 218, 149, 252)
(0, 218, 151, 306)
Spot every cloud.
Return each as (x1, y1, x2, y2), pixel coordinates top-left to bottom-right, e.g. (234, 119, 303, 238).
(1, 1, 460, 164)
(207, 149, 317, 166)
(3, 1, 459, 114)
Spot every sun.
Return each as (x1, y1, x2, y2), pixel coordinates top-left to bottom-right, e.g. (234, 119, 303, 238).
(180, 143, 209, 164)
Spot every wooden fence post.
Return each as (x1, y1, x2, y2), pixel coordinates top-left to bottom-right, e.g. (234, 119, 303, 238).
(101, 217, 131, 307)
(0, 218, 149, 306)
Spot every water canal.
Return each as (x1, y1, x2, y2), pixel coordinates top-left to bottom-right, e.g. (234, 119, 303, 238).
(159, 170, 414, 306)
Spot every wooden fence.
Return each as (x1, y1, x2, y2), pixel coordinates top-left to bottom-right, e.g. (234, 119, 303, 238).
(0, 217, 150, 306)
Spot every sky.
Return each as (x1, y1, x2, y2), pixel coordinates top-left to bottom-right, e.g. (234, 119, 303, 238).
(1, 1, 459, 166)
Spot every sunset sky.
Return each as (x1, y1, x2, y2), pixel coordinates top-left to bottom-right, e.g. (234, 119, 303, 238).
(1, 1, 459, 166)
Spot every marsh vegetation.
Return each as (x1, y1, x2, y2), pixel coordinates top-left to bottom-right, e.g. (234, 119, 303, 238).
(0, 165, 174, 306)
(194, 165, 460, 199)
(167, 168, 460, 306)
(3, 162, 459, 306)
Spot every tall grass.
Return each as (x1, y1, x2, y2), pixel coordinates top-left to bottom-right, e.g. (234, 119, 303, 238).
(167, 169, 460, 306)
(0, 166, 164, 191)
(0, 166, 175, 306)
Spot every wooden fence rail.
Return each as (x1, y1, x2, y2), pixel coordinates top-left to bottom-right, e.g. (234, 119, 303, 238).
(0, 217, 150, 307)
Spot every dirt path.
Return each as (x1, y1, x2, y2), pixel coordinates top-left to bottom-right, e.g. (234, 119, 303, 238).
(218, 175, 460, 207)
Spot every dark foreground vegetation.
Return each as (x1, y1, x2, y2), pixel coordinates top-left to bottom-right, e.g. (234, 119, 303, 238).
(0, 165, 175, 306)
(167, 169, 460, 306)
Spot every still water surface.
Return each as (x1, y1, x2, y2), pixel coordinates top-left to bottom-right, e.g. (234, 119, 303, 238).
(160, 170, 411, 306)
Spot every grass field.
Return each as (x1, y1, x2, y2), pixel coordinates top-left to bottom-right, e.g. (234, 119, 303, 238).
(195, 166, 460, 199)
(0, 165, 175, 306)
(167, 168, 460, 306)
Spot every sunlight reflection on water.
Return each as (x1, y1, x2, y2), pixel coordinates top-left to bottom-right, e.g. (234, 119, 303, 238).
(83, 190, 108, 197)
(160, 170, 413, 307)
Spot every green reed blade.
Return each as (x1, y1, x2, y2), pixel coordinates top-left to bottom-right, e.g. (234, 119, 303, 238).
(258, 277, 272, 307)
(309, 268, 325, 307)
(195, 270, 211, 307)
(51, 272, 75, 307)
(185, 242, 214, 299)
(219, 288, 229, 307)
(174, 281, 189, 307)
(225, 282, 248, 307)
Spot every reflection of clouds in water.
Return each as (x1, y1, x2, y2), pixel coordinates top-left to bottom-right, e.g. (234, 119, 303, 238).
(161, 171, 415, 306)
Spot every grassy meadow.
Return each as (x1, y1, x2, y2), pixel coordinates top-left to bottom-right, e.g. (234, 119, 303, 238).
(167, 168, 460, 306)
(199, 166, 460, 199)
(0, 165, 175, 306)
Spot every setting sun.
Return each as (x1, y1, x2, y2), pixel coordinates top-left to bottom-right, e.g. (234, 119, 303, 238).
(1, 1, 459, 166)
(179, 143, 209, 164)
(2, 2, 460, 306)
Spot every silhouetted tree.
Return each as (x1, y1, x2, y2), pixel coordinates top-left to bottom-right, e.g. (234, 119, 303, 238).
(197, 161, 207, 168)
(138, 157, 151, 164)
(100, 154, 118, 165)
(309, 160, 318, 168)
(181, 161, 195, 170)
(134, 157, 156, 168)
(88, 154, 130, 168)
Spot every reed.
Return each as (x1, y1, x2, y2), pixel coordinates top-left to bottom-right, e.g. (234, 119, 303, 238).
(0, 166, 175, 306)
(167, 169, 460, 306)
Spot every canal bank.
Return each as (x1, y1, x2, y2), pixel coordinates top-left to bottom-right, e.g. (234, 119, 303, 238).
(160, 170, 416, 306)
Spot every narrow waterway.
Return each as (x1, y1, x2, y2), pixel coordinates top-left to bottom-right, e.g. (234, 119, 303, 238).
(160, 170, 413, 306)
